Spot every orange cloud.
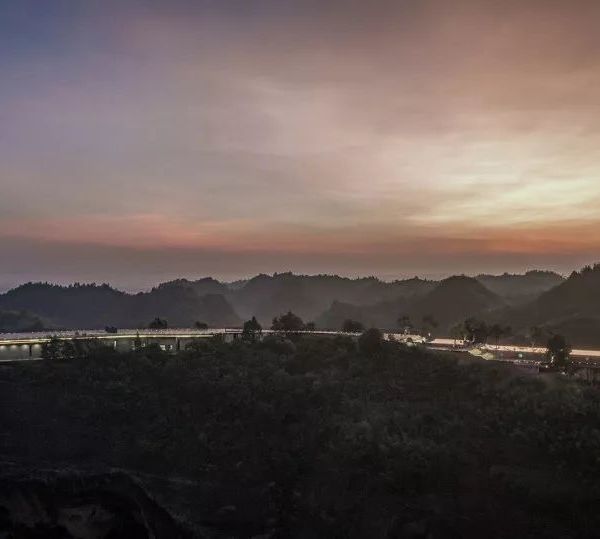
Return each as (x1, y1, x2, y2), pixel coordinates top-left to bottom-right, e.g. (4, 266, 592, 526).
(3, 0, 600, 281)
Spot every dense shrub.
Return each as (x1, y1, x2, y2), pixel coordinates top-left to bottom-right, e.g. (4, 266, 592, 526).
(3, 337, 600, 537)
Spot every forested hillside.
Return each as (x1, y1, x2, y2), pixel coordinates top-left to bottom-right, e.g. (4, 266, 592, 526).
(1, 336, 600, 537)
(501, 264, 600, 346)
(475, 270, 564, 304)
(223, 273, 436, 323)
(1, 269, 592, 343)
(0, 283, 240, 329)
(318, 276, 504, 331)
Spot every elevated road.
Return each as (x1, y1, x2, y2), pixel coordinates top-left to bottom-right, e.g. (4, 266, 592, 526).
(0, 328, 388, 361)
(1, 329, 600, 362)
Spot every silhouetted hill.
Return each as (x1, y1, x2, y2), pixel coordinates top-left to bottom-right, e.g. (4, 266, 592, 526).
(128, 287, 240, 328)
(411, 276, 504, 330)
(2, 269, 593, 340)
(503, 264, 600, 345)
(541, 317, 600, 348)
(0, 310, 45, 333)
(226, 272, 435, 324)
(476, 270, 564, 304)
(318, 276, 504, 331)
(230, 273, 319, 322)
(525, 265, 600, 321)
(157, 277, 229, 296)
(0, 282, 240, 329)
(0, 283, 126, 329)
(236, 271, 559, 329)
(316, 300, 365, 329)
(316, 298, 411, 330)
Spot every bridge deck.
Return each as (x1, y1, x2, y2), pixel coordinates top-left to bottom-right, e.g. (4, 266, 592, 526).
(1, 329, 600, 361)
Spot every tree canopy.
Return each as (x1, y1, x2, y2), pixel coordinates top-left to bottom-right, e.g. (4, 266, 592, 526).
(358, 327, 384, 357)
(271, 311, 305, 332)
(9, 333, 600, 538)
(546, 334, 572, 372)
(242, 316, 263, 342)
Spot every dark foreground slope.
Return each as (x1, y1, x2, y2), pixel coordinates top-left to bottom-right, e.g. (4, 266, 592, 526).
(2, 337, 600, 538)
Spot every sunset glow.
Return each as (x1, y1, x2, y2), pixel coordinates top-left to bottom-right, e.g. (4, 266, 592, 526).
(2, 0, 600, 287)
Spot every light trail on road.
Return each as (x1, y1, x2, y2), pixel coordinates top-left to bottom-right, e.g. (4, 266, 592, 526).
(2, 329, 600, 361)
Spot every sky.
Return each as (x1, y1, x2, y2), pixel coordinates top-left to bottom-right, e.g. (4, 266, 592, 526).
(2, 0, 600, 290)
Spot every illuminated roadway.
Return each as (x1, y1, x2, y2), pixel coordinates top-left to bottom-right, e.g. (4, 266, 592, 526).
(1, 329, 600, 362)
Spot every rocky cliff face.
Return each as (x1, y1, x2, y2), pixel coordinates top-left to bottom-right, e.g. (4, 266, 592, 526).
(0, 468, 191, 538)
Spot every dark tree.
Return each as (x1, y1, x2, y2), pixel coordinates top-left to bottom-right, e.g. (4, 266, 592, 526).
(242, 316, 262, 342)
(530, 326, 546, 347)
(421, 315, 438, 339)
(194, 321, 209, 330)
(342, 319, 364, 333)
(489, 323, 510, 347)
(60, 340, 77, 361)
(304, 321, 316, 331)
(133, 332, 143, 350)
(41, 337, 62, 361)
(272, 311, 305, 332)
(261, 334, 297, 356)
(40, 338, 99, 361)
(358, 328, 385, 357)
(464, 318, 489, 344)
(104, 326, 118, 334)
(546, 334, 572, 372)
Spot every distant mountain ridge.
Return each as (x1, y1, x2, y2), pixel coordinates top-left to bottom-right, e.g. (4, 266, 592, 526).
(475, 270, 564, 304)
(0, 282, 240, 330)
(224, 272, 436, 323)
(500, 265, 600, 346)
(0, 269, 583, 343)
(411, 276, 504, 328)
(157, 277, 229, 296)
(152, 272, 439, 325)
(317, 275, 505, 331)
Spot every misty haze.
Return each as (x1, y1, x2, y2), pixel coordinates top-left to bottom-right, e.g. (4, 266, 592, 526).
(2, 1, 600, 538)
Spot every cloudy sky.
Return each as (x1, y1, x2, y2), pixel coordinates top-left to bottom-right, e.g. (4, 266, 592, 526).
(2, 0, 600, 289)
